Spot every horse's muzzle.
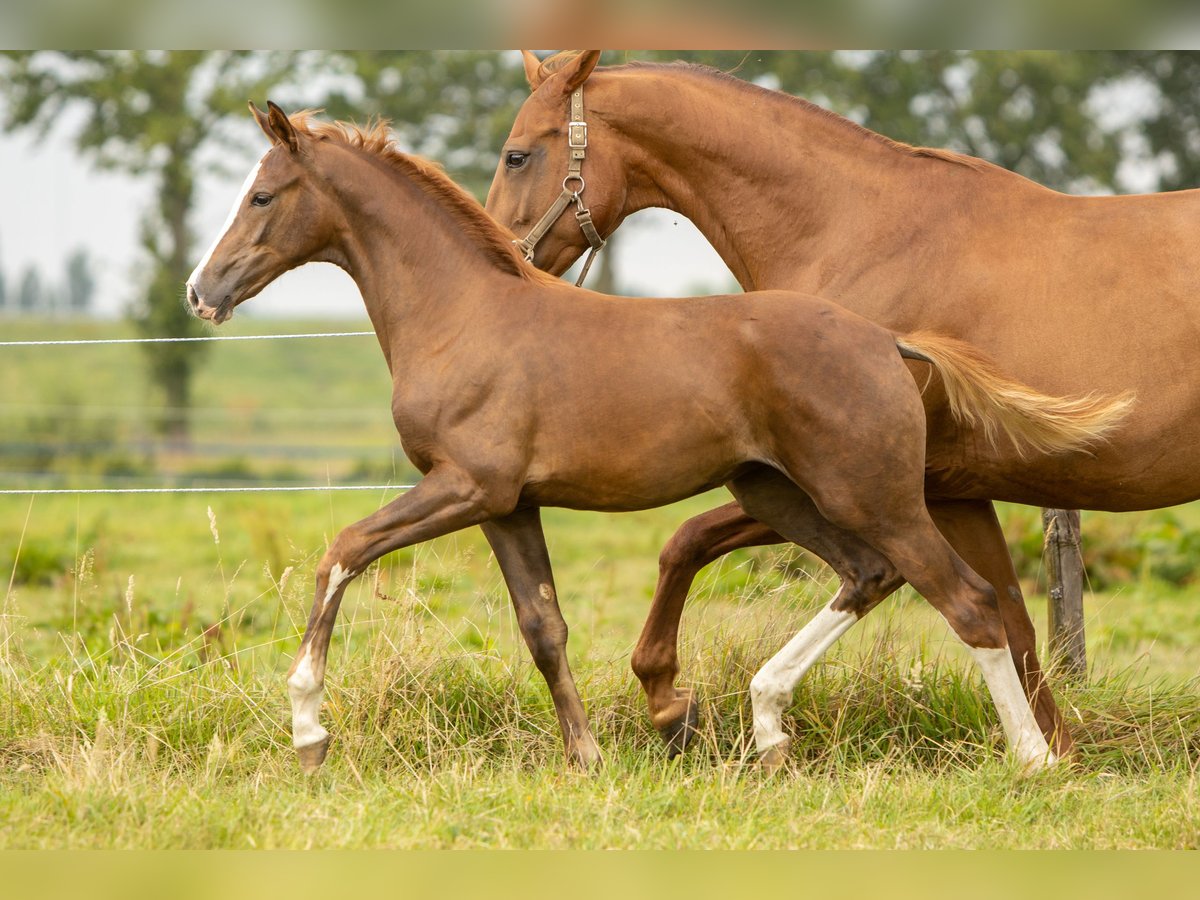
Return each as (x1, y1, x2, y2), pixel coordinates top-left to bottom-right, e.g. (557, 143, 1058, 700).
(187, 283, 231, 324)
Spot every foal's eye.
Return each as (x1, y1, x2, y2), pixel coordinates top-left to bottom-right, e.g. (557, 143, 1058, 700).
(505, 151, 529, 170)
(251, 193, 273, 207)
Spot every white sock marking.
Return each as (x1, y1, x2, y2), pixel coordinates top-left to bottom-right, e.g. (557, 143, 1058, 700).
(287, 645, 329, 749)
(750, 599, 857, 754)
(186, 153, 266, 289)
(968, 645, 1056, 771)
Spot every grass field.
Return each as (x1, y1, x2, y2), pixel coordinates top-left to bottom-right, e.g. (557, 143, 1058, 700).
(1, 317, 1198, 848)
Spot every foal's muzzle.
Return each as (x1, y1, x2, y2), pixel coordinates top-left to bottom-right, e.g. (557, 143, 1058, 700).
(186, 282, 232, 324)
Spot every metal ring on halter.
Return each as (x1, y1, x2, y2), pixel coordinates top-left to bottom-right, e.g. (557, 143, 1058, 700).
(563, 174, 585, 195)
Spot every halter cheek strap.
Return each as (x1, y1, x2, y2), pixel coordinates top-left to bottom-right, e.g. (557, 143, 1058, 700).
(515, 86, 606, 287)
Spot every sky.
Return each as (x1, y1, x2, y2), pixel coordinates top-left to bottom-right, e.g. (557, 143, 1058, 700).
(0, 120, 736, 320)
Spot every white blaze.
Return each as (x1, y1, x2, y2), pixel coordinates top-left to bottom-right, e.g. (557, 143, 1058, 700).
(186, 153, 266, 289)
(750, 599, 857, 754)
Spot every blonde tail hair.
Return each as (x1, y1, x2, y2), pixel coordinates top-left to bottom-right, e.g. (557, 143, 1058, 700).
(895, 332, 1134, 457)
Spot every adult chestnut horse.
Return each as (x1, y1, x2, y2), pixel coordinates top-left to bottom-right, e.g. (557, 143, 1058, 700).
(186, 103, 1124, 773)
(486, 50, 1179, 757)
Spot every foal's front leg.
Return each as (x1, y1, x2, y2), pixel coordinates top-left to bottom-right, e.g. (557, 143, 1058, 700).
(482, 507, 601, 768)
(287, 466, 496, 773)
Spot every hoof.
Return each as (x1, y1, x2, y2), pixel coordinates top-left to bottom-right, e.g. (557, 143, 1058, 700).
(758, 737, 791, 774)
(567, 733, 603, 771)
(653, 689, 700, 758)
(1016, 749, 1058, 778)
(659, 696, 701, 759)
(296, 734, 331, 774)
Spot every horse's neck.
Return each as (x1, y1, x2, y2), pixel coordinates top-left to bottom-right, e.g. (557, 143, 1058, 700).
(608, 71, 989, 294)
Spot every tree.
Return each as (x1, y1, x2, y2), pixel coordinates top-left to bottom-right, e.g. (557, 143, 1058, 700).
(317, 51, 532, 199)
(16, 266, 42, 314)
(0, 51, 302, 439)
(63, 247, 95, 315)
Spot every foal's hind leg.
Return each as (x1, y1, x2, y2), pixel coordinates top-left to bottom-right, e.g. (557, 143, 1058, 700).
(928, 499, 1074, 757)
(705, 471, 904, 766)
(481, 507, 601, 769)
(632, 496, 903, 757)
(730, 473, 1054, 772)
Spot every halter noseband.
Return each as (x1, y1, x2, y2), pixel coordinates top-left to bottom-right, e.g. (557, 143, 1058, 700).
(514, 86, 606, 288)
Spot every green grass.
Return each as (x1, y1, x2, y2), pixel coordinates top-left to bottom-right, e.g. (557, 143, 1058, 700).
(1, 317, 1198, 848)
(3, 491, 1199, 848)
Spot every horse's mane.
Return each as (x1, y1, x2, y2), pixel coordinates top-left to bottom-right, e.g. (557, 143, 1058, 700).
(539, 52, 989, 174)
(288, 111, 557, 284)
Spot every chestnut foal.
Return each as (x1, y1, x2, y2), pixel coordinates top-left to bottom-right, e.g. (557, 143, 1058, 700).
(187, 103, 1127, 773)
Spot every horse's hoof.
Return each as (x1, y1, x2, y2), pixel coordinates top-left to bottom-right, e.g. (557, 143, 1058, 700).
(659, 694, 701, 758)
(568, 736, 603, 771)
(758, 737, 791, 774)
(296, 734, 331, 774)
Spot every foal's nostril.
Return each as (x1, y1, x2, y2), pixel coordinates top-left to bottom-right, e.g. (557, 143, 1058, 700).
(186, 283, 200, 310)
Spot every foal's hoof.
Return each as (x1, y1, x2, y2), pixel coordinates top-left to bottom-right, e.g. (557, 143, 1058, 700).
(654, 689, 700, 758)
(295, 735, 331, 774)
(758, 737, 791, 774)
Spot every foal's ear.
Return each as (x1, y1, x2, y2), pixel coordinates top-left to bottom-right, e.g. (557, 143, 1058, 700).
(249, 102, 273, 141)
(264, 100, 300, 154)
(558, 50, 601, 95)
(521, 50, 543, 90)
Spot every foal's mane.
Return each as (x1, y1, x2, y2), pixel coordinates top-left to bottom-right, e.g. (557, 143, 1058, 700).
(541, 52, 989, 174)
(288, 111, 556, 284)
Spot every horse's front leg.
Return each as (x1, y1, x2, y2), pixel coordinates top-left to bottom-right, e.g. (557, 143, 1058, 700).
(287, 465, 497, 773)
(481, 507, 601, 769)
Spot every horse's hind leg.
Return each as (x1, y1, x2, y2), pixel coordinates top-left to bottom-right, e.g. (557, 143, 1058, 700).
(730, 473, 1054, 772)
(631, 502, 783, 754)
(698, 471, 902, 764)
(481, 507, 601, 769)
(928, 499, 1074, 757)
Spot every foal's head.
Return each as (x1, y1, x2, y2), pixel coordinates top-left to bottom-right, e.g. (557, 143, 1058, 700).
(485, 51, 631, 276)
(187, 102, 345, 324)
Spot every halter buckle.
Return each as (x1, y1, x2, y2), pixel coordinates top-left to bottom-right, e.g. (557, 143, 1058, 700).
(568, 121, 588, 150)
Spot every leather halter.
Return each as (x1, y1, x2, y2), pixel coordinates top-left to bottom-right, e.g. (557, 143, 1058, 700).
(514, 86, 606, 287)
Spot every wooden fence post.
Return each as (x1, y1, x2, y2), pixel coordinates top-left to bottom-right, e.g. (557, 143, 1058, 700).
(1042, 507, 1086, 679)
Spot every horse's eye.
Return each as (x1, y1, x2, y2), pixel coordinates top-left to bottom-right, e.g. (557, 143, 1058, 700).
(505, 151, 529, 170)
(251, 193, 273, 207)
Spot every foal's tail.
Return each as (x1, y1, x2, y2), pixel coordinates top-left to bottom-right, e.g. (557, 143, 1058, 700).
(895, 331, 1134, 457)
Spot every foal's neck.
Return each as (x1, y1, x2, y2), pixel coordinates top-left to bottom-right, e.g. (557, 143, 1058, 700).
(323, 144, 524, 369)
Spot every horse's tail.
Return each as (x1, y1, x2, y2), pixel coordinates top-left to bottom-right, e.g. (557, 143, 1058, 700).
(895, 331, 1134, 457)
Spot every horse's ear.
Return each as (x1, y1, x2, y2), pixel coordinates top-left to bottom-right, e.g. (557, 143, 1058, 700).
(521, 50, 543, 90)
(249, 102, 275, 143)
(559, 50, 601, 95)
(265, 100, 300, 153)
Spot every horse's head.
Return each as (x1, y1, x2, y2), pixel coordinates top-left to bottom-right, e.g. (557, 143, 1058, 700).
(187, 102, 343, 324)
(485, 51, 630, 277)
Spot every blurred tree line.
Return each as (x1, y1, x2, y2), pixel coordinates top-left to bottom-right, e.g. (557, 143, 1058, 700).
(0, 241, 96, 316)
(3, 50, 1199, 438)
